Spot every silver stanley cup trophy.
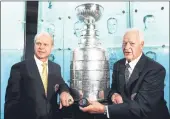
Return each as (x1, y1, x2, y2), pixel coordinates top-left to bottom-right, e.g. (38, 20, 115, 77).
(70, 3, 110, 102)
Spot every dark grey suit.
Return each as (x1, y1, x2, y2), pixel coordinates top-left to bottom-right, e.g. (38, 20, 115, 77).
(4, 59, 69, 119)
(108, 53, 170, 119)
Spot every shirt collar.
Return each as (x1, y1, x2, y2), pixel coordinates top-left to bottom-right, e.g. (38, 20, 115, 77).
(34, 55, 48, 65)
(125, 53, 142, 70)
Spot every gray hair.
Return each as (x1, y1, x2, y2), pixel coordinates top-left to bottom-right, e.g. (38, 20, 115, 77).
(34, 31, 54, 45)
(123, 27, 144, 43)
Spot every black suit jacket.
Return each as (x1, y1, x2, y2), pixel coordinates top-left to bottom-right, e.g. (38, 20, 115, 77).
(108, 53, 170, 119)
(4, 59, 70, 119)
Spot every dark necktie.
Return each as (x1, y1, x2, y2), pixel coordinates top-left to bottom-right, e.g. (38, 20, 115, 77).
(125, 63, 130, 84)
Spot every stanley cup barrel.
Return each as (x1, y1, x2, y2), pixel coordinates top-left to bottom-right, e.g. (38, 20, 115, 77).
(70, 3, 110, 102)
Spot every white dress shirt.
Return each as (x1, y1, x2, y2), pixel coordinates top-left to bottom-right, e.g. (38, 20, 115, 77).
(34, 55, 48, 76)
(125, 53, 142, 78)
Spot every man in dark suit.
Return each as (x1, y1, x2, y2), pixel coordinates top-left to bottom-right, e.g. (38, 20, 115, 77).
(4, 32, 74, 119)
(80, 28, 170, 119)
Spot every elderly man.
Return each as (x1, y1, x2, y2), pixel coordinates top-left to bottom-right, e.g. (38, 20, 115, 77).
(80, 28, 170, 119)
(4, 32, 74, 119)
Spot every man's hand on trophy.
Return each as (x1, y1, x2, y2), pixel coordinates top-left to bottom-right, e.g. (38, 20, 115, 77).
(98, 90, 104, 99)
(59, 91, 74, 109)
(79, 90, 83, 99)
(79, 100, 105, 114)
(111, 93, 123, 104)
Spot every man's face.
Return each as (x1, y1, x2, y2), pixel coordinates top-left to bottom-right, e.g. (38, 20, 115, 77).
(122, 31, 144, 62)
(107, 18, 117, 34)
(145, 17, 155, 30)
(34, 35, 53, 62)
(74, 21, 84, 37)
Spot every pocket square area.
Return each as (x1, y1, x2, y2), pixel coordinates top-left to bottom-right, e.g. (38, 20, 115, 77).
(131, 93, 137, 100)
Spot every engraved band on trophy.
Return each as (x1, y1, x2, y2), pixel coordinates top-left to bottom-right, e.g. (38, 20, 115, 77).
(70, 3, 110, 102)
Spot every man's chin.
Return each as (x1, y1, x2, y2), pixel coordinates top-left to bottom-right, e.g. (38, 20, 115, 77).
(125, 57, 132, 62)
(37, 55, 46, 59)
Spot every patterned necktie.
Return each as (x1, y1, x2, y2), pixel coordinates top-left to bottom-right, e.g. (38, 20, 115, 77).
(41, 63, 48, 95)
(125, 63, 130, 84)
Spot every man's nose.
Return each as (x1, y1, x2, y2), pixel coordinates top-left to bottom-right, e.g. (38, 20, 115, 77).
(124, 42, 131, 49)
(39, 44, 45, 49)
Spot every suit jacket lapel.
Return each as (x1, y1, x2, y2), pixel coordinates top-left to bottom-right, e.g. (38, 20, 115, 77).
(118, 59, 126, 93)
(126, 53, 146, 90)
(47, 61, 55, 100)
(126, 68, 139, 89)
(26, 59, 46, 98)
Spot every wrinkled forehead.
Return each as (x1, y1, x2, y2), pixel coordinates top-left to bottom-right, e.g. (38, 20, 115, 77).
(123, 31, 139, 42)
(36, 34, 52, 42)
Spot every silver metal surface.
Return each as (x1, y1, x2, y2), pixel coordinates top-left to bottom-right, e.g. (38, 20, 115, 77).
(75, 3, 104, 23)
(70, 70, 110, 80)
(71, 61, 109, 70)
(70, 3, 110, 101)
(72, 48, 106, 60)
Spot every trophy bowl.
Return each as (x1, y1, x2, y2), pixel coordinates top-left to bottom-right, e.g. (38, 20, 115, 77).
(75, 3, 104, 22)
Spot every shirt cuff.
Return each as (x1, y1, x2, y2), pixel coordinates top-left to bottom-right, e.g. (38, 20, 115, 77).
(105, 105, 110, 118)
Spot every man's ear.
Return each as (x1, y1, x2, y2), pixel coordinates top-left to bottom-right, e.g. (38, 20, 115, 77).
(141, 41, 144, 48)
(51, 44, 54, 50)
